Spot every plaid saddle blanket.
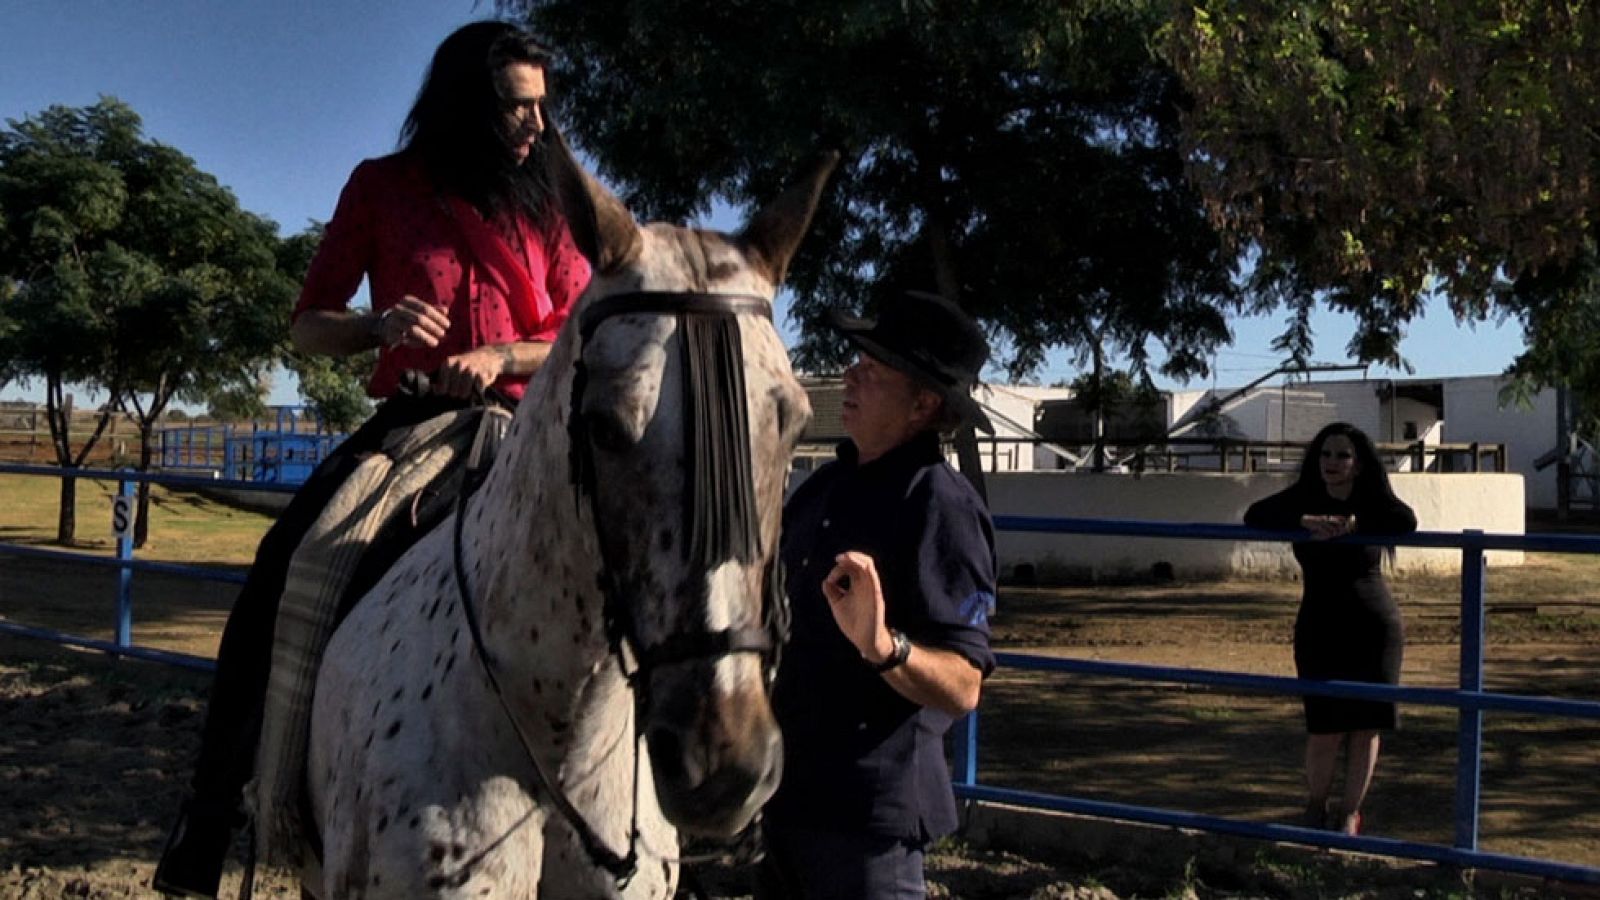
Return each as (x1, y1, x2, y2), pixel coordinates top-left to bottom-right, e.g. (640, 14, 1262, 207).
(250, 404, 507, 864)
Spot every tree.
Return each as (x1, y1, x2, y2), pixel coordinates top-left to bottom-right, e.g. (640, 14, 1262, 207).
(508, 0, 1243, 385)
(0, 280, 16, 395)
(1160, 2, 1600, 422)
(276, 225, 373, 431)
(0, 99, 296, 544)
(1069, 368, 1164, 470)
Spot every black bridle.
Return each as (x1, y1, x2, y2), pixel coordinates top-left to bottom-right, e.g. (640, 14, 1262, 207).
(570, 291, 789, 680)
(448, 290, 790, 886)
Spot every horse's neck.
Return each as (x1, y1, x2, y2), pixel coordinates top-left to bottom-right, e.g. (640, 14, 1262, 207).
(453, 331, 649, 847)
(458, 333, 627, 731)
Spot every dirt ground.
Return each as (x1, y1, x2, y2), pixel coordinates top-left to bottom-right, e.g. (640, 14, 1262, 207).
(3, 543, 1600, 897)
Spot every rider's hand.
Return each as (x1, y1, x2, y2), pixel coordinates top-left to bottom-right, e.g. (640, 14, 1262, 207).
(376, 295, 450, 349)
(434, 345, 509, 399)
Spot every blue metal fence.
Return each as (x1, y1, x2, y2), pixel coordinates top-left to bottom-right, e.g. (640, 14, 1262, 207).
(951, 516, 1600, 885)
(2, 465, 1597, 883)
(0, 463, 293, 670)
(157, 406, 346, 484)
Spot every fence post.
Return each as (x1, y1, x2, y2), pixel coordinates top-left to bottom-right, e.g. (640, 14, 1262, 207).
(116, 477, 135, 649)
(1455, 529, 1487, 851)
(951, 711, 978, 788)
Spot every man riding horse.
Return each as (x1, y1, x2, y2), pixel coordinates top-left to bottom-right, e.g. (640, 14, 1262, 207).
(156, 21, 589, 897)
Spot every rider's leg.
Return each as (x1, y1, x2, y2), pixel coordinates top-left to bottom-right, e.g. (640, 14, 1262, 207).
(154, 397, 455, 898)
(153, 442, 369, 898)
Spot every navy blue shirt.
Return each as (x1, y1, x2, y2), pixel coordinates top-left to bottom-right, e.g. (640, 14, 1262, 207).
(766, 432, 996, 841)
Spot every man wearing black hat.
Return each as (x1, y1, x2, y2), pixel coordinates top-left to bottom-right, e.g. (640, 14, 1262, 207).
(759, 291, 997, 900)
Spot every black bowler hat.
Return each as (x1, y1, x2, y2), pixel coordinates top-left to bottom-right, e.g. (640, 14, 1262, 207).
(827, 290, 993, 434)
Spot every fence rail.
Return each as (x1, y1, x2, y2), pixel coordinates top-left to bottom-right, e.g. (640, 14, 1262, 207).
(953, 518, 1600, 885)
(1, 464, 1597, 884)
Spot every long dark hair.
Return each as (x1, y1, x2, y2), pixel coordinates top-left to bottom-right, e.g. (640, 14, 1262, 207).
(1296, 421, 1399, 502)
(400, 21, 555, 221)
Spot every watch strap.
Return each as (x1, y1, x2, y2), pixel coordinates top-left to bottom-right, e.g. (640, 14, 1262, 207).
(871, 629, 912, 674)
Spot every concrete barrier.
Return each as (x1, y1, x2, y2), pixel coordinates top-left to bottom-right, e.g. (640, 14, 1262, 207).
(987, 472, 1525, 583)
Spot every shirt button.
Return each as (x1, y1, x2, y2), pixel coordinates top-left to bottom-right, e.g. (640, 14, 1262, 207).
(857, 722, 867, 731)
(821, 518, 831, 528)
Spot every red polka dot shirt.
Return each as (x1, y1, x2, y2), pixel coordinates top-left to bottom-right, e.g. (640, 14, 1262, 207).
(291, 153, 591, 400)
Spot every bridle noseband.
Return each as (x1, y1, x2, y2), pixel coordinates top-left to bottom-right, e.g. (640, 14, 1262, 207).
(448, 289, 790, 885)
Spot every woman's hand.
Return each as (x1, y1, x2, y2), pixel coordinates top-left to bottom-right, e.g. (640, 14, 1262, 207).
(376, 295, 450, 349)
(822, 551, 896, 664)
(1300, 514, 1355, 540)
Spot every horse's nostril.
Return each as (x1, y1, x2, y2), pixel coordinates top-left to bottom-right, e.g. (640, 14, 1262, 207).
(644, 727, 692, 785)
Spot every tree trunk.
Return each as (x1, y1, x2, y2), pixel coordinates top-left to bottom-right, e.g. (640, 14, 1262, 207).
(135, 420, 155, 548)
(907, 136, 988, 501)
(130, 389, 171, 549)
(48, 385, 78, 545)
(1091, 340, 1107, 473)
(920, 204, 987, 501)
(57, 474, 77, 546)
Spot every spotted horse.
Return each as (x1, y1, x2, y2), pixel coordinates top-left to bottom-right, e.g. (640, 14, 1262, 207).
(301, 145, 834, 899)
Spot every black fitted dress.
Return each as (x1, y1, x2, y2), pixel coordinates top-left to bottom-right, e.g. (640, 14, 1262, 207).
(1245, 484, 1418, 734)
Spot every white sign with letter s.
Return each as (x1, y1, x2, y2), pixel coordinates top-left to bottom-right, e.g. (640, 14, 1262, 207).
(112, 495, 134, 540)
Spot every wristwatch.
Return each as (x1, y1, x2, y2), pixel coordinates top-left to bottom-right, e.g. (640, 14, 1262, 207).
(870, 629, 912, 674)
(370, 307, 396, 345)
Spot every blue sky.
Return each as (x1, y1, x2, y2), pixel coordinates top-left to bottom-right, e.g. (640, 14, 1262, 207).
(0, 0, 1525, 407)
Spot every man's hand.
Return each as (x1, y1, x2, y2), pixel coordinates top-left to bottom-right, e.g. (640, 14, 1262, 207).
(377, 295, 451, 349)
(822, 551, 896, 664)
(434, 345, 508, 398)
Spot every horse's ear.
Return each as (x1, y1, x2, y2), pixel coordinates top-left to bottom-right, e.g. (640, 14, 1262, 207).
(545, 123, 642, 273)
(738, 151, 840, 287)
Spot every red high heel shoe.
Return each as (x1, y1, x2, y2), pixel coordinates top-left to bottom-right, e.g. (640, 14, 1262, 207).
(1342, 810, 1362, 835)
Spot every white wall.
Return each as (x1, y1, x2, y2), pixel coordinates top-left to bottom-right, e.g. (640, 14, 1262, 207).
(987, 471, 1525, 582)
(1219, 382, 1385, 443)
(1441, 378, 1559, 510)
(1385, 396, 1443, 445)
(1167, 389, 1210, 426)
(974, 384, 1059, 472)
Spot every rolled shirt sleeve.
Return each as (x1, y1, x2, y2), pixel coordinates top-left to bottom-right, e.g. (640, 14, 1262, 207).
(901, 472, 997, 676)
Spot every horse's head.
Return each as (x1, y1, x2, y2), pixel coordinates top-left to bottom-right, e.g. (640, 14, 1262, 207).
(553, 145, 833, 836)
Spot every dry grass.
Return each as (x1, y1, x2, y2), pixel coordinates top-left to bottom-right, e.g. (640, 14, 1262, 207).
(0, 472, 269, 565)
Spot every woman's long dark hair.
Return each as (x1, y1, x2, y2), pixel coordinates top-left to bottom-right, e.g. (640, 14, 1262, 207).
(400, 21, 555, 222)
(1296, 421, 1399, 503)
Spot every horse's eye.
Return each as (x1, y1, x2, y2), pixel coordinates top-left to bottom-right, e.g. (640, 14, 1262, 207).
(774, 385, 811, 447)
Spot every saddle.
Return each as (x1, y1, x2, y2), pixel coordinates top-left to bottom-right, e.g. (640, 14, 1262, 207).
(250, 398, 510, 865)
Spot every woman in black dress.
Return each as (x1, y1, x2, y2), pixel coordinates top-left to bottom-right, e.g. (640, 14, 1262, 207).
(1244, 421, 1417, 835)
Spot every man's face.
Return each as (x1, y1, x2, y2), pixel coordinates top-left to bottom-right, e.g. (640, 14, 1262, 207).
(840, 353, 937, 461)
(495, 61, 546, 163)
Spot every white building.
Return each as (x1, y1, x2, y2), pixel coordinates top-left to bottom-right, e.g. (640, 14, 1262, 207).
(1163, 374, 1561, 510)
(797, 371, 1566, 510)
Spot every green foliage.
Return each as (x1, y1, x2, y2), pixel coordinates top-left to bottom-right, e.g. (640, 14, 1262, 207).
(1497, 242, 1600, 436)
(0, 98, 297, 542)
(1161, 1, 1600, 398)
(285, 348, 374, 432)
(273, 223, 372, 430)
(509, 0, 1243, 384)
(0, 99, 295, 427)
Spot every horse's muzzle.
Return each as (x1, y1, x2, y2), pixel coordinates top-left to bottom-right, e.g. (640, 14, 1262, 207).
(642, 662, 783, 837)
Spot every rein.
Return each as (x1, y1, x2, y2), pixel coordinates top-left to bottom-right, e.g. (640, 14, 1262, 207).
(447, 290, 789, 887)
